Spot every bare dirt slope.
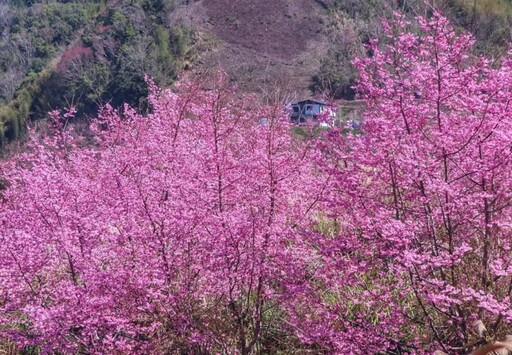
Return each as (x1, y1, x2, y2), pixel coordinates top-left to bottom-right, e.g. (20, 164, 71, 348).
(171, 0, 330, 102)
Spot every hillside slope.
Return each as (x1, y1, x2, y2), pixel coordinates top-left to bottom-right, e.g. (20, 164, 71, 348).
(172, 0, 512, 101)
(0, 0, 193, 148)
(171, 0, 329, 101)
(1, 0, 512, 147)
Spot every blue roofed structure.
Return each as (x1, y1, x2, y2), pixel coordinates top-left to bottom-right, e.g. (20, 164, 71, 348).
(290, 99, 329, 124)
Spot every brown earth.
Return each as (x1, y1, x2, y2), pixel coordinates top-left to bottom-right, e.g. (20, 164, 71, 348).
(170, 0, 330, 102)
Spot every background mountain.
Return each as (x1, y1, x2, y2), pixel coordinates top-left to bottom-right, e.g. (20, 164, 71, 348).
(0, 0, 511, 148)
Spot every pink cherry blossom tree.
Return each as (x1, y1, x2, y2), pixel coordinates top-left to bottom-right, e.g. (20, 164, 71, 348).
(313, 12, 512, 353)
(0, 77, 326, 353)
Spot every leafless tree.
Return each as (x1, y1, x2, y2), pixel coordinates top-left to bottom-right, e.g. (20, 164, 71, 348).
(0, 67, 24, 102)
(15, 34, 35, 68)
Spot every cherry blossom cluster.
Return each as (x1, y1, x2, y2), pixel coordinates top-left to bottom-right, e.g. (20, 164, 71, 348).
(2, 11, 512, 354)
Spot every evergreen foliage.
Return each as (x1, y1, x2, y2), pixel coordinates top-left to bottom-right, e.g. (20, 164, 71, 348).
(0, 0, 194, 146)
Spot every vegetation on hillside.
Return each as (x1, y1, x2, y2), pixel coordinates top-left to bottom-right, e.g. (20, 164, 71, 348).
(1, 0, 512, 147)
(0, 0, 195, 147)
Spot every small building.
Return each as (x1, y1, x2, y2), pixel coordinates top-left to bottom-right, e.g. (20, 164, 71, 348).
(290, 99, 329, 124)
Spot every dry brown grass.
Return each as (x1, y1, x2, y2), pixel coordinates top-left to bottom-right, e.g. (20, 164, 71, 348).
(170, 0, 331, 101)
(0, 340, 17, 355)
